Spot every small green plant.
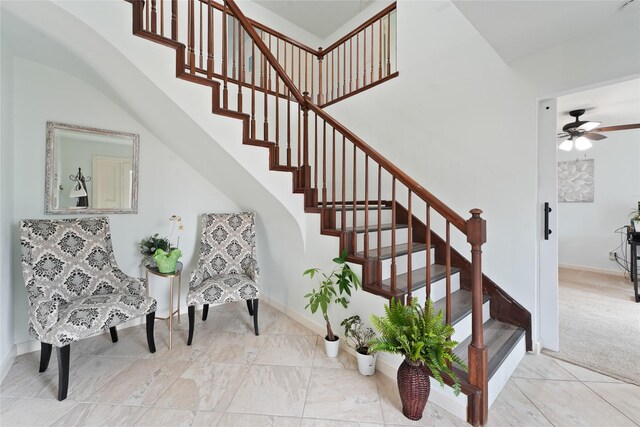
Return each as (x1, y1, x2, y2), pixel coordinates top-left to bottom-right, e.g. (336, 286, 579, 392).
(369, 297, 467, 395)
(139, 233, 174, 266)
(303, 249, 361, 342)
(341, 315, 376, 354)
(630, 202, 640, 222)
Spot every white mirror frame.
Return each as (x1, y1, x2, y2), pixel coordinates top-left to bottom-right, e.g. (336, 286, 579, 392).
(45, 122, 139, 214)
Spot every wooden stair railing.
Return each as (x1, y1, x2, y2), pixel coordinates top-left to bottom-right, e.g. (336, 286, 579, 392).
(129, 1, 531, 425)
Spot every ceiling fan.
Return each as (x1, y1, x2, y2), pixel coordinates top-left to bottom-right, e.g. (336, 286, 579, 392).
(557, 109, 640, 151)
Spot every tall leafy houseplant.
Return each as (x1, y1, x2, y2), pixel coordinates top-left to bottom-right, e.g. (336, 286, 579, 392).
(303, 250, 360, 356)
(369, 298, 467, 420)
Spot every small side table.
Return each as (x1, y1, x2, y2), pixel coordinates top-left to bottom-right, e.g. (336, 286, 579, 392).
(145, 262, 183, 349)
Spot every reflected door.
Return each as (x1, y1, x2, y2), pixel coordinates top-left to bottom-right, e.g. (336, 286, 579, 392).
(92, 156, 132, 209)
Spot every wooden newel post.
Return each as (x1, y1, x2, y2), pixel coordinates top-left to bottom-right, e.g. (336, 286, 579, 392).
(133, 0, 144, 32)
(301, 92, 311, 192)
(317, 48, 324, 105)
(466, 208, 488, 426)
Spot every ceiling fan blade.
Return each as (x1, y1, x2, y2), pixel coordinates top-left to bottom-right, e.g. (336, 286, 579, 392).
(584, 132, 607, 141)
(594, 123, 640, 132)
(557, 132, 570, 139)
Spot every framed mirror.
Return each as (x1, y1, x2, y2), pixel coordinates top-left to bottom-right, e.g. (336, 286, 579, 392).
(45, 122, 139, 214)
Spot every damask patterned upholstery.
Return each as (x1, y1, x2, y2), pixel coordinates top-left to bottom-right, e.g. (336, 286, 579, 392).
(186, 212, 260, 343)
(187, 212, 259, 306)
(20, 218, 157, 347)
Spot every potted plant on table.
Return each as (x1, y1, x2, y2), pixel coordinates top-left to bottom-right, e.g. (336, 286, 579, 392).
(139, 215, 184, 273)
(303, 249, 361, 357)
(630, 202, 640, 232)
(341, 315, 377, 375)
(369, 298, 467, 421)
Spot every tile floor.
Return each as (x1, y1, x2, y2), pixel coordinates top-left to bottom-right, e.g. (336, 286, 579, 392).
(1, 302, 638, 427)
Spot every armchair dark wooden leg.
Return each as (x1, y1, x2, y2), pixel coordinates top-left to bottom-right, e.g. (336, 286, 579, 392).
(109, 326, 118, 343)
(202, 304, 209, 321)
(56, 345, 70, 401)
(146, 312, 156, 353)
(39, 342, 52, 373)
(252, 299, 259, 336)
(246, 299, 254, 316)
(188, 305, 195, 346)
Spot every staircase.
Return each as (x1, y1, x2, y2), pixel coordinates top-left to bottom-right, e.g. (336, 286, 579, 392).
(127, 1, 531, 424)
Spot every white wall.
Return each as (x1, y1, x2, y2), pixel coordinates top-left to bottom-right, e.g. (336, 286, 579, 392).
(1, 6, 17, 379)
(9, 56, 239, 346)
(557, 128, 640, 272)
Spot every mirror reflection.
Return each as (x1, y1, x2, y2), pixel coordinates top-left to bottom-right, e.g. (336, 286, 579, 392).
(45, 122, 139, 214)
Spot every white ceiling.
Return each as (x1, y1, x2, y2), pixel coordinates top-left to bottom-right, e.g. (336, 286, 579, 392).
(453, 0, 640, 63)
(251, 0, 374, 39)
(557, 78, 640, 132)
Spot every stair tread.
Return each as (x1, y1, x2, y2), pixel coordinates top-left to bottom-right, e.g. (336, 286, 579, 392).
(453, 318, 526, 380)
(358, 242, 430, 259)
(432, 289, 490, 326)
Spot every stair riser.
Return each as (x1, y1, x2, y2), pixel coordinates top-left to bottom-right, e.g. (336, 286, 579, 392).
(380, 247, 436, 278)
(354, 227, 410, 252)
(334, 208, 393, 229)
(393, 271, 461, 302)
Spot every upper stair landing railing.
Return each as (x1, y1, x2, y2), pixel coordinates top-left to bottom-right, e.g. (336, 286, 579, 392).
(136, 0, 397, 107)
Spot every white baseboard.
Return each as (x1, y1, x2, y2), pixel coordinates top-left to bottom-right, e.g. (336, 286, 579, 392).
(558, 263, 623, 276)
(1, 345, 17, 383)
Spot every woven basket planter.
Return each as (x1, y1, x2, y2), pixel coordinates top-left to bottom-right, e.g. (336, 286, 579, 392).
(397, 358, 431, 420)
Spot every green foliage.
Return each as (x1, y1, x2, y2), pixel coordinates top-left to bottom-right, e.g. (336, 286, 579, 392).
(341, 315, 376, 353)
(303, 249, 361, 341)
(369, 298, 467, 396)
(139, 233, 175, 266)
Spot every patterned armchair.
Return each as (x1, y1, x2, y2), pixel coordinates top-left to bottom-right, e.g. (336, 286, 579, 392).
(187, 212, 259, 345)
(20, 218, 157, 400)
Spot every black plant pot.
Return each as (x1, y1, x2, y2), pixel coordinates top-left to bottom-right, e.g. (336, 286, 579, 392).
(397, 358, 431, 420)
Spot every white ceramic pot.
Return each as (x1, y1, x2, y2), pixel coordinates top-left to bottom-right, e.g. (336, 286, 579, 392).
(356, 349, 377, 376)
(324, 335, 340, 358)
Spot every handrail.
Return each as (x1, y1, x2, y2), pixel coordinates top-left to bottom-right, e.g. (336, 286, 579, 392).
(306, 102, 468, 233)
(224, 0, 305, 105)
(197, 0, 318, 55)
(322, 2, 397, 56)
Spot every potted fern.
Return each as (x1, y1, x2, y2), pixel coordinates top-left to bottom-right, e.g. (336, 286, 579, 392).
(341, 315, 377, 375)
(369, 298, 467, 421)
(303, 250, 361, 357)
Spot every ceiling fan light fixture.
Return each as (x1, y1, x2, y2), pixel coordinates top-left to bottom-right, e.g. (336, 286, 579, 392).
(577, 121, 601, 132)
(558, 138, 574, 151)
(574, 136, 592, 151)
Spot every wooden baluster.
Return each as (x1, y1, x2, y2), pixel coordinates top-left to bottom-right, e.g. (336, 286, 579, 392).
(426, 204, 431, 299)
(298, 48, 301, 94)
(298, 104, 301, 168)
(263, 44, 268, 141)
(356, 33, 359, 90)
(304, 51, 308, 95)
(232, 17, 236, 80)
(171, 0, 178, 41)
(341, 135, 346, 232)
(145, 0, 150, 31)
(331, 50, 335, 102)
(390, 176, 396, 293)
(364, 155, 369, 257)
(336, 46, 340, 98)
(377, 165, 382, 284)
(199, 0, 203, 69)
(275, 74, 280, 163)
(342, 42, 346, 96)
(222, 7, 228, 108)
(378, 18, 382, 80)
(362, 27, 366, 86)
(251, 40, 256, 138)
(286, 87, 291, 166)
(407, 189, 412, 300)
(268, 35, 272, 92)
(160, 0, 164, 36)
(311, 52, 315, 104)
(188, 0, 195, 73)
(322, 119, 327, 207)
(207, 1, 213, 79)
(446, 221, 451, 326)
(239, 26, 245, 112)
(317, 48, 323, 104)
(352, 144, 357, 253)
(370, 22, 374, 84)
(387, 12, 391, 76)
(332, 128, 336, 209)
(151, 0, 157, 33)
(314, 115, 319, 190)
(467, 209, 488, 425)
(349, 38, 353, 93)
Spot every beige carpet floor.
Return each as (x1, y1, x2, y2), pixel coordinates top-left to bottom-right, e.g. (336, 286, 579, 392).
(542, 268, 640, 385)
